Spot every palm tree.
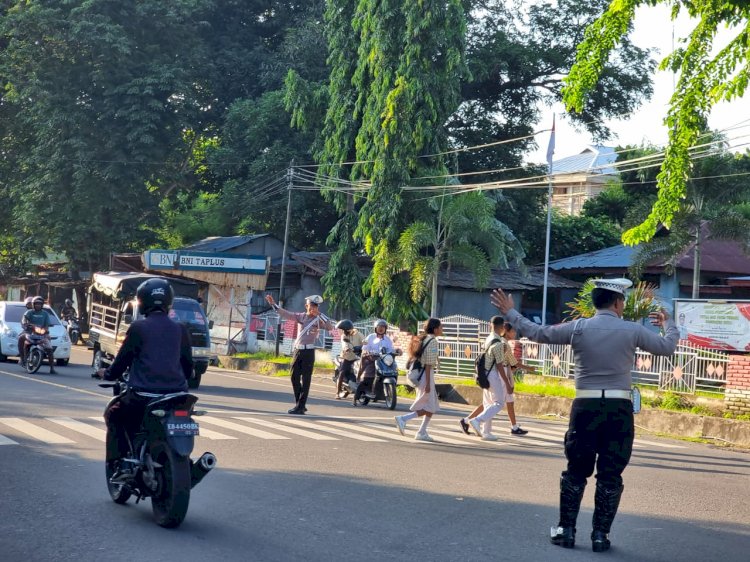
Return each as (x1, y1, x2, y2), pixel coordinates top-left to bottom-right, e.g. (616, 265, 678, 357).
(373, 191, 525, 317)
(566, 279, 660, 322)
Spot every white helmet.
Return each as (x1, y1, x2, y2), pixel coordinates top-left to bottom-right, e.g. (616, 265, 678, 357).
(305, 295, 324, 305)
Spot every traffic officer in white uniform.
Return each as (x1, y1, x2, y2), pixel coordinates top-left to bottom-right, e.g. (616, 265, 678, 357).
(492, 279, 678, 553)
(266, 294, 334, 414)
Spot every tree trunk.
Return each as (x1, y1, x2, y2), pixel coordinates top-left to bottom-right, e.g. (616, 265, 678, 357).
(430, 267, 439, 318)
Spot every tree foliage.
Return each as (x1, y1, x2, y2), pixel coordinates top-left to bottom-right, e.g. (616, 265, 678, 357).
(563, 0, 750, 245)
(566, 278, 659, 321)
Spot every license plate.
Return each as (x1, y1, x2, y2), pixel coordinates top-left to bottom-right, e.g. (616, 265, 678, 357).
(166, 421, 200, 436)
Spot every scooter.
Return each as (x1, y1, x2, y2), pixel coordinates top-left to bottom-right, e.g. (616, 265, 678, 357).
(24, 326, 51, 374)
(62, 315, 81, 345)
(353, 347, 401, 410)
(332, 346, 361, 399)
(99, 379, 216, 528)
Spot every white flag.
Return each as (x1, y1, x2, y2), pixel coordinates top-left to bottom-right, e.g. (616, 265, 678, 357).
(546, 114, 555, 168)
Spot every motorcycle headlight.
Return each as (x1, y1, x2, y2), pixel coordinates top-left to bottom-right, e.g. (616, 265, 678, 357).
(383, 355, 394, 367)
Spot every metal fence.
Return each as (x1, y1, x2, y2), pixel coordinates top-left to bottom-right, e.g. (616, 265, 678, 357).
(250, 312, 728, 396)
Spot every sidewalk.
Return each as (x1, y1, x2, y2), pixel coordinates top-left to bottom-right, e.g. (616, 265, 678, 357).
(218, 356, 750, 448)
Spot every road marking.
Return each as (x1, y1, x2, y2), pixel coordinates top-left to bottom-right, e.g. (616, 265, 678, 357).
(0, 417, 74, 444)
(199, 416, 290, 440)
(46, 417, 106, 441)
(0, 434, 19, 445)
(633, 439, 686, 449)
(0, 370, 109, 398)
(235, 417, 338, 441)
(195, 427, 238, 440)
(317, 420, 414, 443)
(278, 419, 386, 442)
(364, 422, 471, 445)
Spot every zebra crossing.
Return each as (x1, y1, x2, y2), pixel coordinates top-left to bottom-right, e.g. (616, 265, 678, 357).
(0, 414, 687, 450)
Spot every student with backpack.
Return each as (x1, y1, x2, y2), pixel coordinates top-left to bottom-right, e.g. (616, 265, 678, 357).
(462, 316, 517, 441)
(394, 318, 443, 442)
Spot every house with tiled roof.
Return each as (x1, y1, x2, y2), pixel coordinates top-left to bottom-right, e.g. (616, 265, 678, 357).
(551, 145, 618, 216)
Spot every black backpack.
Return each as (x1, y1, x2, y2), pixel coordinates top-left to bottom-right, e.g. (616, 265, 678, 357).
(474, 338, 500, 389)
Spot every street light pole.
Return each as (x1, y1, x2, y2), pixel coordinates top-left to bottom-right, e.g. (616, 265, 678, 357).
(541, 115, 555, 327)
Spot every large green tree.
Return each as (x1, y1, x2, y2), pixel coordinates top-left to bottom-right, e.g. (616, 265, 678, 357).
(563, 0, 750, 245)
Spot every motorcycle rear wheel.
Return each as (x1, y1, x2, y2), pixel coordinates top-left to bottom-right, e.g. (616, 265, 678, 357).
(26, 348, 43, 374)
(384, 383, 397, 410)
(150, 440, 191, 528)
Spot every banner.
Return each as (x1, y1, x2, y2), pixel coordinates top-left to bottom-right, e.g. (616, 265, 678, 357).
(674, 300, 750, 351)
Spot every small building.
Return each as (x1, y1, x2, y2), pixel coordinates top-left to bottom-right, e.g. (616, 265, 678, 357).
(551, 145, 618, 216)
(549, 228, 750, 306)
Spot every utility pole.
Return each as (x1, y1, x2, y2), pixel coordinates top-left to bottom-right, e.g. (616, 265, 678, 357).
(275, 163, 294, 356)
(541, 114, 555, 327)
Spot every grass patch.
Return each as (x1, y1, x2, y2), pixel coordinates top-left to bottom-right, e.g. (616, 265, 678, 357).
(270, 368, 290, 378)
(396, 384, 416, 398)
(723, 412, 750, 422)
(515, 380, 576, 399)
(233, 351, 292, 364)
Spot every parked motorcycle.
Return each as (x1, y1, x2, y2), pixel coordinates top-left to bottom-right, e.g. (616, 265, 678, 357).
(332, 346, 361, 399)
(99, 380, 216, 528)
(62, 315, 81, 345)
(24, 326, 50, 374)
(353, 347, 401, 410)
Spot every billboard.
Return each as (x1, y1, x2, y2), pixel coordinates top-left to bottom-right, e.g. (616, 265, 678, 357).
(674, 299, 750, 351)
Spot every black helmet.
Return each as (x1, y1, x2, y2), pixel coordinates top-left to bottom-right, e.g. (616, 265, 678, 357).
(336, 319, 354, 331)
(136, 278, 174, 315)
(65, 299, 73, 307)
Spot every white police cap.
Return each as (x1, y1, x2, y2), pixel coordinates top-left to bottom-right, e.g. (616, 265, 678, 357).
(592, 278, 633, 296)
(305, 295, 324, 305)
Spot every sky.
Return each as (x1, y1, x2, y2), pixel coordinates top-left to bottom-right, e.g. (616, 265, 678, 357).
(527, 4, 750, 164)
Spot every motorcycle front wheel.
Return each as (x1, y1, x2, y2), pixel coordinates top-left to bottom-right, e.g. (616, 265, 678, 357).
(26, 348, 43, 374)
(384, 383, 397, 410)
(149, 440, 191, 528)
(70, 331, 80, 345)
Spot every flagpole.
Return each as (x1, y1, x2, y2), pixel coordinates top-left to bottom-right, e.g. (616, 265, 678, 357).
(541, 114, 555, 327)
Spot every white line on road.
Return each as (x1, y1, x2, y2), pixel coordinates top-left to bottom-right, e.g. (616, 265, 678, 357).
(278, 419, 386, 442)
(0, 417, 75, 444)
(235, 417, 338, 441)
(0, 434, 19, 446)
(46, 417, 106, 441)
(317, 420, 414, 443)
(633, 439, 686, 449)
(200, 416, 290, 440)
(364, 422, 471, 446)
(196, 427, 238, 440)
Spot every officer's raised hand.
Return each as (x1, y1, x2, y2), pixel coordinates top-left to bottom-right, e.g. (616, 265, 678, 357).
(649, 308, 670, 328)
(265, 294, 276, 307)
(491, 289, 515, 315)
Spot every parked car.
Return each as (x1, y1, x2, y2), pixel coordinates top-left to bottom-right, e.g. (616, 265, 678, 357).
(0, 301, 72, 365)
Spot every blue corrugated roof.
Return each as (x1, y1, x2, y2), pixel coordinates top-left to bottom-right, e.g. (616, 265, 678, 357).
(182, 234, 269, 253)
(552, 145, 618, 176)
(549, 244, 638, 270)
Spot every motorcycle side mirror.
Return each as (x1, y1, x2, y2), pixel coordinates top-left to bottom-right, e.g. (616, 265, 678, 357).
(208, 320, 214, 329)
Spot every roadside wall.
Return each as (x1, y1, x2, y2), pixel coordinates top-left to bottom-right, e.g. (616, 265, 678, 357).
(726, 354, 750, 414)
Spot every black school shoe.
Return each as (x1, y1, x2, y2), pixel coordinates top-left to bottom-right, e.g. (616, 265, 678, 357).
(591, 530, 611, 552)
(510, 426, 528, 435)
(459, 418, 470, 435)
(287, 407, 305, 415)
(550, 526, 576, 548)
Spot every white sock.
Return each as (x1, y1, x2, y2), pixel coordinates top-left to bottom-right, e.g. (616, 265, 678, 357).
(512, 424, 520, 430)
(419, 416, 431, 433)
(401, 412, 418, 423)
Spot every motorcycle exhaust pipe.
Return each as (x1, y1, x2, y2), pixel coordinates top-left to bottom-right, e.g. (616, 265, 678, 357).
(190, 452, 217, 489)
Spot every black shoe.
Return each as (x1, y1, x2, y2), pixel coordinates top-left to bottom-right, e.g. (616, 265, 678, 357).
(459, 418, 470, 435)
(49, 368, 57, 375)
(550, 526, 576, 548)
(591, 530, 610, 552)
(510, 426, 528, 435)
(287, 407, 304, 415)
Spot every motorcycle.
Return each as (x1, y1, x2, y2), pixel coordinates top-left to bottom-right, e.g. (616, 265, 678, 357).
(62, 314, 81, 345)
(332, 346, 361, 399)
(99, 380, 216, 528)
(353, 347, 401, 410)
(24, 326, 51, 374)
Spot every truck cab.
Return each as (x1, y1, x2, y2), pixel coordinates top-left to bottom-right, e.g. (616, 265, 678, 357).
(88, 272, 215, 388)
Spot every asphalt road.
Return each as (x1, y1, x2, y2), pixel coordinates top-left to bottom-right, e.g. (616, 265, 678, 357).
(1, 347, 749, 562)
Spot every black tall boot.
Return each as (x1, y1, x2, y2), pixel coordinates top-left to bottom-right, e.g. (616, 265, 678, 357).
(550, 474, 586, 548)
(591, 482, 625, 552)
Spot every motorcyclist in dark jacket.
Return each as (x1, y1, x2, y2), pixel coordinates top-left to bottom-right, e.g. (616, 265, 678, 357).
(97, 278, 193, 461)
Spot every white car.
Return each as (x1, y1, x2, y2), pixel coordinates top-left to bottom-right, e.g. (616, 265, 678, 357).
(0, 301, 72, 365)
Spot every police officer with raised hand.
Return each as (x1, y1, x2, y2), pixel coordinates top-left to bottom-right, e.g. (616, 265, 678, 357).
(266, 294, 334, 415)
(491, 279, 678, 553)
